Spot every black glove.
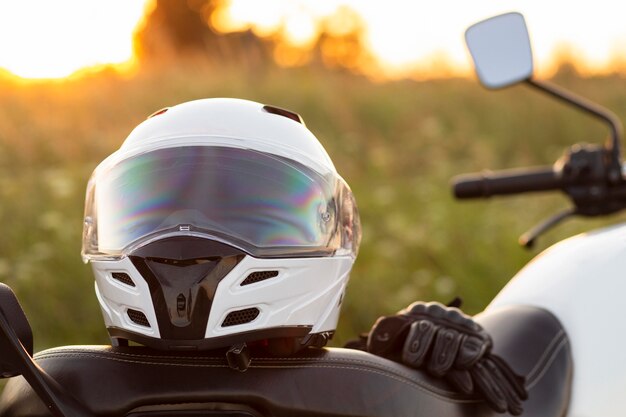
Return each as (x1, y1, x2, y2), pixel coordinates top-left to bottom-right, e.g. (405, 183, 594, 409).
(365, 302, 527, 415)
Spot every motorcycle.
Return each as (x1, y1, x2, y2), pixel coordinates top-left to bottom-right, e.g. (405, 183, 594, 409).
(0, 11, 619, 417)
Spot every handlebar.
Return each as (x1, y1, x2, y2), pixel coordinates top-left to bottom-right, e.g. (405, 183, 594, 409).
(450, 144, 626, 246)
(453, 166, 562, 198)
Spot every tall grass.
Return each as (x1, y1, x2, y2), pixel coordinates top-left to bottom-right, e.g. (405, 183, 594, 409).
(0, 65, 624, 349)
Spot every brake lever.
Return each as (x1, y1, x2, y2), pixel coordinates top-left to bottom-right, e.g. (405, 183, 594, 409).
(518, 207, 577, 249)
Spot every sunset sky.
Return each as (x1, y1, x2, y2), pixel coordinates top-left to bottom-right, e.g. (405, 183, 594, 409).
(0, 0, 625, 79)
(0, 0, 145, 78)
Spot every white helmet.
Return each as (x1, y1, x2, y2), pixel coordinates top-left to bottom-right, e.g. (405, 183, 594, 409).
(81, 98, 361, 353)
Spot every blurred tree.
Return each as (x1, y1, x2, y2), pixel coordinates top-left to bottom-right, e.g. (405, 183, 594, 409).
(550, 44, 582, 81)
(134, 0, 375, 76)
(134, 0, 273, 70)
(139, 0, 211, 55)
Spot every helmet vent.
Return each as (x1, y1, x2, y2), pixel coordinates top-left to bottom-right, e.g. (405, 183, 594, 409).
(147, 107, 169, 118)
(222, 308, 260, 327)
(240, 271, 279, 286)
(111, 272, 135, 287)
(262, 105, 304, 125)
(127, 309, 150, 327)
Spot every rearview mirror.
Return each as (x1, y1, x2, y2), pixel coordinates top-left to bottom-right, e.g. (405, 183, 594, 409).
(465, 12, 533, 89)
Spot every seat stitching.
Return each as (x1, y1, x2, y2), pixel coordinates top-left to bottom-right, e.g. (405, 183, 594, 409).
(525, 337, 569, 390)
(36, 353, 477, 404)
(38, 352, 463, 399)
(34, 350, 419, 380)
(37, 349, 392, 364)
(35, 350, 437, 382)
(523, 329, 565, 380)
(36, 347, 406, 363)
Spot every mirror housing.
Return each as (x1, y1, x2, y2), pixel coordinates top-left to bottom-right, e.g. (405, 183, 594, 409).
(465, 12, 533, 89)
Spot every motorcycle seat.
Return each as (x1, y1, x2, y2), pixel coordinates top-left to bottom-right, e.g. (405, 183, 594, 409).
(0, 305, 571, 417)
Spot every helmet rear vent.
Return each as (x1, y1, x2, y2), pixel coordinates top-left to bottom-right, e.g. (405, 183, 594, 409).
(222, 308, 260, 327)
(111, 272, 135, 287)
(240, 271, 279, 286)
(127, 309, 150, 327)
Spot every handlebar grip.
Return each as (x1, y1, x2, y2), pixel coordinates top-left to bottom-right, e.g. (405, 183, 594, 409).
(453, 166, 562, 198)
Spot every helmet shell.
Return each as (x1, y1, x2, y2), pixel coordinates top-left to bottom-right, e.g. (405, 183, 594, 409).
(83, 98, 360, 352)
(120, 98, 336, 176)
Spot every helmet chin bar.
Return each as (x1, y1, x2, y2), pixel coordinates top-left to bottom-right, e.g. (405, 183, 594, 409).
(129, 236, 245, 342)
(110, 236, 329, 371)
(99, 235, 348, 356)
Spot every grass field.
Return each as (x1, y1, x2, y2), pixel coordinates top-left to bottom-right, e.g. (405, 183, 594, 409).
(0, 64, 624, 350)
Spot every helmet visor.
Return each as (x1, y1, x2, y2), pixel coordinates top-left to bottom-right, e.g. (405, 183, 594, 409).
(82, 146, 359, 259)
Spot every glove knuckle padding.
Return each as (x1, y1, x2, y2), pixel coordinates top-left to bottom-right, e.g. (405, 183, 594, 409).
(406, 301, 429, 315)
(427, 327, 462, 376)
(401, 320, 437, 367)
(456, 335, 489, 368)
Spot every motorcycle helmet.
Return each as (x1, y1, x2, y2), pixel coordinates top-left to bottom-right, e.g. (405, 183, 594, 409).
(81, 98, 361, 353)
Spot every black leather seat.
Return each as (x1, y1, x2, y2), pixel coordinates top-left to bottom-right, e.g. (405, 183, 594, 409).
(0, 305, 572, 417)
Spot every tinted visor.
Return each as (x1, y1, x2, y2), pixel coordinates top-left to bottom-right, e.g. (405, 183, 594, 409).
(82, 146, 359, 259)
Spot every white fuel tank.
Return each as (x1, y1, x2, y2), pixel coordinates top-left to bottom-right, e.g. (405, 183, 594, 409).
(488, 223, 626, 417)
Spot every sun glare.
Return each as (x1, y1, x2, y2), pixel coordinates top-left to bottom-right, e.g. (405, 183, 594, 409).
(0, 0, 146, 79)
(2, 1, 626, 80)
(216, 0, 626, 79)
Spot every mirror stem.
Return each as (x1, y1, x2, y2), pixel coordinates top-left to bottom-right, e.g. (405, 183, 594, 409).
(525, 78, 623, 183)
(0, 310, 94, 417)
